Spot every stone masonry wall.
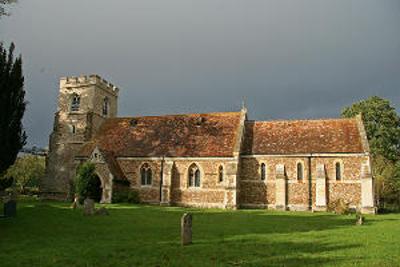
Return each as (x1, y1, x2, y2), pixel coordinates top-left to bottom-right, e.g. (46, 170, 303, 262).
(118, 158, 239, 208)
(238, 155, 369, 210)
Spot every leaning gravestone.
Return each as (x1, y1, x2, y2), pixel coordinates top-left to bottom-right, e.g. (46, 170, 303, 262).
(4, 200, 16, 217)
(181, 213, 192, 245)
(83, 198, 95, 216)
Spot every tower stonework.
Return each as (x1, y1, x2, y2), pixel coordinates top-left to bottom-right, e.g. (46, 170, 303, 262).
(42, 75, 119, 199)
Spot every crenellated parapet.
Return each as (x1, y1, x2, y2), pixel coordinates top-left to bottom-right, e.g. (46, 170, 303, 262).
(60, 74, 119, 95)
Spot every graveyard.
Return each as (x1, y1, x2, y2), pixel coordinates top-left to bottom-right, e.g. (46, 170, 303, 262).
(0, 199, 399, 267)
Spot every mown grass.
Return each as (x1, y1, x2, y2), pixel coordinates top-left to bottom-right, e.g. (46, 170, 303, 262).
(0, 200, 399, 267)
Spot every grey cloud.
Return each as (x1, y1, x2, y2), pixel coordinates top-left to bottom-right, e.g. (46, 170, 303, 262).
(0, 0, 399, 147)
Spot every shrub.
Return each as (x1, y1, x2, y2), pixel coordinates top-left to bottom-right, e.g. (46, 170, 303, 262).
(3, 155, 44, 194)
(74, 162, 100, 203)
(127, 190, 140, 203)
(112, 189, 140, 203)
(328, 199, 350, 215)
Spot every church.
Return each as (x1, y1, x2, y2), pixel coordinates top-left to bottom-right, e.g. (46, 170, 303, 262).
(42, 74, 376, 214)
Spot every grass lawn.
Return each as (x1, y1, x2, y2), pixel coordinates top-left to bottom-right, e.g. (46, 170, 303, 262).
(0, 200, 399, 267)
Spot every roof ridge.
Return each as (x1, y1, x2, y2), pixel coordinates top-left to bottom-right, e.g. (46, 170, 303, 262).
(248, 117, 356, 124)
(108, 111, 242, 120)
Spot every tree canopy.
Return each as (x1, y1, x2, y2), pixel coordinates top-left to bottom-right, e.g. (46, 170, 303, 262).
(4, 155, 45, 193)
(342, 96, 400, 161)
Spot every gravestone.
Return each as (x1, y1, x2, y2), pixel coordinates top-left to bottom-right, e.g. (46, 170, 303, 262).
(83, 198, 95, 216)
(356, 213, 364, 225)
(95, 207, 109, 216)
(181, 213, 192, 245)
(4, 200, 16, 217)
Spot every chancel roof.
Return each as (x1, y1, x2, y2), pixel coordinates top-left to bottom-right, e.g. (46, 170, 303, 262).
(242, 118, 365, 155)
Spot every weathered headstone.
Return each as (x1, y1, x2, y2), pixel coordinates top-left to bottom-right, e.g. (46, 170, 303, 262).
(181, 213, 192, 245)
(356, 213, 364, 225)
(95, 207, 109, 216)
(4, 200, 16, 217)
(83, 198, 95, 216)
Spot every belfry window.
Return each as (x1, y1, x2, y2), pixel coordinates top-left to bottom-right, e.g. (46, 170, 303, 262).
(297, 162, 304, 180)
(188, 164, 201, 187)
(102, 97, 109, 116)
(70, 94, 80, 112)
(140, 163, 152, 185)
(335, 162, 342, 181)
(218, 165, 224, 182)
(260, 163, 266, 181)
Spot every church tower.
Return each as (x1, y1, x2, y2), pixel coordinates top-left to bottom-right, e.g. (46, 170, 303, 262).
(42, 75, 119, 199)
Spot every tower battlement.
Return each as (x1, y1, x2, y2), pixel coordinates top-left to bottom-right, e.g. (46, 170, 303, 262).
(60, 74, 119, 94)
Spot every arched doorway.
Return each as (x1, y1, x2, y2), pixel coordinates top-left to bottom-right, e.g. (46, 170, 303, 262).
(87, 174, 103, 203)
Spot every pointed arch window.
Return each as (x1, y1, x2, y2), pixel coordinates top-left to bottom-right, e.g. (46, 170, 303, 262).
(102, 97, 109, 116)
(140, 163, 152, 186)
(260, 163, 266, 181)
(297, 162, 304, 180)
(218, 165, 224, 183)
(70, 94, 80, 112)
(188, 164, 201, 187)
(335, 162, 342, 181)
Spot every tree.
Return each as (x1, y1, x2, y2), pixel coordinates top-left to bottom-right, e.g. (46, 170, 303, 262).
(0, 42, 26, 178)
(342, 96, 400, 209)
(342, 96, 400, 161)
(3, 155, 45, 193)
(0, 0, 17, 18)
(373, 155, 398, 207)
(75, 162, 102, 203)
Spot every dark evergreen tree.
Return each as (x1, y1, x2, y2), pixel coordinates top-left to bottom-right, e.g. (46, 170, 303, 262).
(0, 42, 26, 176)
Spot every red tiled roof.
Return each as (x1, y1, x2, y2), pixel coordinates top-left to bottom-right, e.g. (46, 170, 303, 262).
(79, 112, 243, 158)
(242, 118, 365, 155)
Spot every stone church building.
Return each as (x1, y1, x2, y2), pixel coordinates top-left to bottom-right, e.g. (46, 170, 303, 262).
(42, 74, 376, 214)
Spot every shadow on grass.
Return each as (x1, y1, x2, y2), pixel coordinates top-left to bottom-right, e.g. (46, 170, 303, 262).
(171, 240, 360, 267)
(11, 200, 356, 235)
(0, 201, 364, 267)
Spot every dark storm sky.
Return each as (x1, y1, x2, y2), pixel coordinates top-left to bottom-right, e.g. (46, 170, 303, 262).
(1, 0, 399, 147)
